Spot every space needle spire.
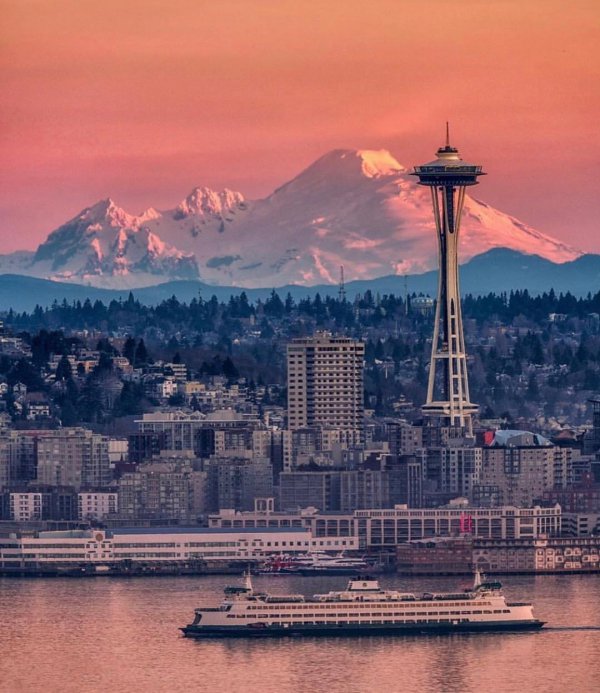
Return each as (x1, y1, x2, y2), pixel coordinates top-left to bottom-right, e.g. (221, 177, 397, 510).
(411, 129, 485, 435)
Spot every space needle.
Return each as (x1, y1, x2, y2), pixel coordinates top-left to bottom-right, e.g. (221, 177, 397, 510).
(411, 126, 485, 435)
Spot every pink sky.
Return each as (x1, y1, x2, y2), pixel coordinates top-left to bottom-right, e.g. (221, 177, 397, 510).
(1, 0, 599, 254)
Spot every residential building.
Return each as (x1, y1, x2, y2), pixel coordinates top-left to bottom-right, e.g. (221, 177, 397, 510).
(287, 333, 364, 435)
(36, 428, 111, 490)
(78, 491, 119, 521)
(117, 459, 208, 522)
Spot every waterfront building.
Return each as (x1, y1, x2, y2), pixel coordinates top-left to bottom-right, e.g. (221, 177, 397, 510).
(397, 536, 600, 575)
(0, 526, 359, 568)
(287, 333, 364, 436)
(411, 130, 484, 434)
(396, 537, 473, 574)
(209, 502, 561, 549)
(474, 536, 600, 574)
(356, 505, 561, 548)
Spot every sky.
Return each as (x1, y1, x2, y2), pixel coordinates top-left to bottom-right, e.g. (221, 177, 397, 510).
(1, 0, 599, 254)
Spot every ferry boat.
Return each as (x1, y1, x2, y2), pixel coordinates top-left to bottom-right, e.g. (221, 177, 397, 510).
(180, 571, 545, 638)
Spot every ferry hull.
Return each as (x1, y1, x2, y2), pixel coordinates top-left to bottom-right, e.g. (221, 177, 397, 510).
(181, 620, 545, 638)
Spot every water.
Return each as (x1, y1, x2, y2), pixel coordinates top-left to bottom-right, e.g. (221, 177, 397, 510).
(1, 573, 599, 693)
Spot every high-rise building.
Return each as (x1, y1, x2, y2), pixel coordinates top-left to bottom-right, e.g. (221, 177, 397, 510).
(287, 333, 364, 435)
(412, 128, 484, 434)
(34, 428, 111, 490)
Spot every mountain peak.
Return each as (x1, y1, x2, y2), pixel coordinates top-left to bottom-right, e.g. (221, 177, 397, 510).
(309, 148, 404, 177)
(80, 198, 134, 228)
(273, 148, 405, 197)
(176, 187, 245, 219)
(355, 149, 405, 176)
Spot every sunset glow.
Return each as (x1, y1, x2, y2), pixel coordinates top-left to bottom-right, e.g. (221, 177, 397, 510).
(1, 0, 599, 252)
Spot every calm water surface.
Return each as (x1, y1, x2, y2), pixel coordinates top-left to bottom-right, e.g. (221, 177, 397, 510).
(1, 573, 599, 693)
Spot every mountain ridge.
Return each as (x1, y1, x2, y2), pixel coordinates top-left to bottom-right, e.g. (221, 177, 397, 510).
(0, 149, 581, 289)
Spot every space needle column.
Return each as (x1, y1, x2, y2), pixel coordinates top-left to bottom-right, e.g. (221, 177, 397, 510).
(411, 127, 485, 436)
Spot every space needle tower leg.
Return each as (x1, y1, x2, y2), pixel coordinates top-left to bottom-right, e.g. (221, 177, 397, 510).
(411, 127, 484, 436)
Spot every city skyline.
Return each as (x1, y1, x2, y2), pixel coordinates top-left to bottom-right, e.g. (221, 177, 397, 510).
(1, 0, 599, 254)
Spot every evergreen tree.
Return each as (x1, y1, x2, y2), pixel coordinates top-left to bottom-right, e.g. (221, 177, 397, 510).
(55, 355, 72, 381)
(135, 339, 149, 365)
(123, 336, 136, 364)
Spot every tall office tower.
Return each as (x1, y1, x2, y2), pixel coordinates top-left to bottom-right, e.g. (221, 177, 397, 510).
(287, 333, 365, 436)
(411, 128, 485, 435)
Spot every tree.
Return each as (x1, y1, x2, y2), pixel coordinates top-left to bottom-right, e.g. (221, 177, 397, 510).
(55, 355, 72, 381)
(222, 357, 239, 380)
(60, 400, 78, 426)
(123, 336, 136, 364)
(135, 339, 149, 365)
(96, 337, 117, 355)
(526, 373, 539, 400)
(113, 381, 145, 417)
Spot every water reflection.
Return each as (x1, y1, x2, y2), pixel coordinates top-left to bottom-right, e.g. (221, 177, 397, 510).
(0, 574, 598, 693)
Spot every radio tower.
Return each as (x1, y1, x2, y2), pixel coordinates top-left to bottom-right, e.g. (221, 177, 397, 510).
(411, 126, 485, 435)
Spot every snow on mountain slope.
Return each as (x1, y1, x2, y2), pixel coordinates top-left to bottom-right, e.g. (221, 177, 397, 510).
(29, 199, 199, 287)
(6, 149, 581, 288)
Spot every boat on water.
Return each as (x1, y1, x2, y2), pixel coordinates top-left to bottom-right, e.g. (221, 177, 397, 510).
(258, 551, 372, 576)
(180, 571, 545, 638)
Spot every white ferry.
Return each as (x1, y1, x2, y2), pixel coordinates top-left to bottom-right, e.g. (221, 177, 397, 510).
(180, 572, 544, 638)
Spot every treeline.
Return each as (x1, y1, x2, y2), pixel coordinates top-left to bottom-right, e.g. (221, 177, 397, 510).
(4, 288, 600, 335)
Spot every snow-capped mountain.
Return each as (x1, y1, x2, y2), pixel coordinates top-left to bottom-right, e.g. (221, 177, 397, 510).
(0, 149, 581, 288)
(28, 199, 199, 286)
